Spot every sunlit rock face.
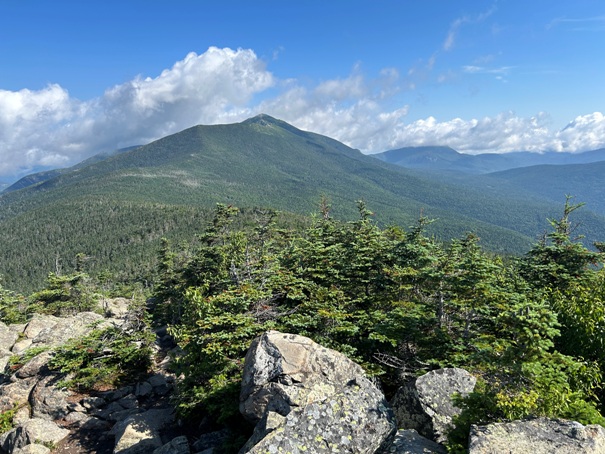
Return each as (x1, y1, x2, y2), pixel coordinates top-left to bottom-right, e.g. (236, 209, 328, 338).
(239, 330, 396, 453)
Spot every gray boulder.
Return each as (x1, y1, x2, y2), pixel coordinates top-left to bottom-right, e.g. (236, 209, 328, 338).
(239, 331, 396, 453)
(12, 443, 52, 454)
(389, 429, 447, 453)
(389, 429, 447, 454)
(30, 312, 107, 348)
(153, 435, 190, 454)
(191, 429, 230, 452)
(391, 368, 476, 444)
(110, 408, 174, 454)
(0, 418, 69, 453)
(0, 352, 11, 375)
(22, 315, 59, 340)
(0, 377, 39, 412)
(14, 351, 52, 379)
(10, 339, 32, 355)
(469, 417, 605, 453)
(0, 322, 18, 353)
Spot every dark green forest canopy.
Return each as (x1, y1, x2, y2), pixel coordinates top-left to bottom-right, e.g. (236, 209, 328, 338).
(2, 200, 605, 453)
(149, 201, 605, 449)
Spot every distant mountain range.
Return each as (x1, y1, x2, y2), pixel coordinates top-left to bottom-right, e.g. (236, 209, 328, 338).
(372, 145, 605, 174)
(370, 145, 605, 218)
(2, 115, 604, 293)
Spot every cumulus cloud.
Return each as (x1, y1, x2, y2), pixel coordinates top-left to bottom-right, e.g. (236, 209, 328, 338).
(362, 112, 605, 155)
(384, 112, 554, 154)
(0, 47, 273, 179)
(0, 84, 78, 175)
(1, 46, 605, 181)
(554, 112, 605, 151)
(255, 70, 409, 150)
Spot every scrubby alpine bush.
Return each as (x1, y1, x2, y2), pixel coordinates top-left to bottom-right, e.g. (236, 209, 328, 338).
(49, 300, 154, 390)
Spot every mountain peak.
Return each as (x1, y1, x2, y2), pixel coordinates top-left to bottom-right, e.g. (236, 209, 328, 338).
(242, 113, 281, 127)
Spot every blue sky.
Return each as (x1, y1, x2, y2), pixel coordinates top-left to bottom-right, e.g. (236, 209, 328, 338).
(1, 0, 604, 180)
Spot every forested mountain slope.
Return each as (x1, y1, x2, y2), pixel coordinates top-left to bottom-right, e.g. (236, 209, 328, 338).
(485, 161, 605, 217)
(2, 145, 140, 194)
(2, 114, 604, 293)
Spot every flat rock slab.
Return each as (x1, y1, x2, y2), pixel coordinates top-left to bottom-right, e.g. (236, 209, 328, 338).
(0, 321, 18, 352)
(13, 444, 52, 454)
(469, 417, 605, 454)
(30, 312, 107, 348)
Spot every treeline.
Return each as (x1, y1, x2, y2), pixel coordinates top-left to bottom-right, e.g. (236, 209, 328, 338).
(2, 199, 604, 452)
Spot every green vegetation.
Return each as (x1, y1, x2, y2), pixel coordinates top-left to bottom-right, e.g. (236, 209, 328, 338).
(0, 406, 18, 434)
(489, 161, 605, 217)
(146, 200, 604, 450)
(8, 346, 50, 370)
(48, 300, 154, 391)
(0, 280, 27, 324)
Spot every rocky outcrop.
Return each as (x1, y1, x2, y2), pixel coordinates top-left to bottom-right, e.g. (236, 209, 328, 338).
(391, 368, 476, 444)
(7, 312, 604, 454)
(469, 417, 605, 453)
(0, 418, 69, 452)
(26, 312, 109, 348)
(239, 330, 396, 453)
(0, 310, 187, 454)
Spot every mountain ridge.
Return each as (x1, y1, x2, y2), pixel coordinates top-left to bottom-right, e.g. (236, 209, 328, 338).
(372, 145, 605, 174)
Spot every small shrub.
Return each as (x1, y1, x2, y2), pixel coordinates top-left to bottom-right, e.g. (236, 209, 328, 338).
(49, 303, 153, 390)
(0, 405, 18, 434)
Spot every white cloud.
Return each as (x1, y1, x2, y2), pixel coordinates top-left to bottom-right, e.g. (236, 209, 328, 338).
(0, 84, 79, 175)
(554, 112, 605, 151)
(1, 47, 605, 181)
(462, 65, 514, 82)
(0, 47, 273, 179)
(547, 15, 605, 31)
(254, 71, 408, 150)
(368, 111, 605, 155)
(462, 65, 513, 75)
(443, 4, 498, 51)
